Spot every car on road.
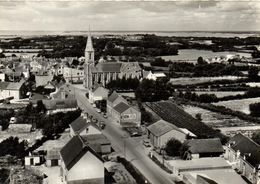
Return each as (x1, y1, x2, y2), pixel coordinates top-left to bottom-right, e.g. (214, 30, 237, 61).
(143, 140, 151, 147)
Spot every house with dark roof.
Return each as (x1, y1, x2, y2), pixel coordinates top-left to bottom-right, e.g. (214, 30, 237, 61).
(185, 138, 224, 159)
(107, 91, 141, 127)
(225, 133, 260, 184)
(88, 85, 109, 104)
(60, 135, 104, 184)
(81, 134, 111, 155)
(69, 116, 101, 137)
(0, 80, 26, 99)
(147, 120, 187, 149)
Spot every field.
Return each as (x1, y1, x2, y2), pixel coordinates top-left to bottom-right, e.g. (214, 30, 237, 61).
(194, 91, 245, 98)
(145, 101, 224, 139)
(170, 76, 245, 85)
(182, 105, 255, 128)
(212, 97, 260, 114)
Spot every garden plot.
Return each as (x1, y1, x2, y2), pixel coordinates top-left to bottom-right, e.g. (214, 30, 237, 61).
(212, 97, 260, 114)
(182, 105, 253, 128)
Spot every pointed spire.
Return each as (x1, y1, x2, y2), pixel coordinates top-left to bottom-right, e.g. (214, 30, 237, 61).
(85, 26, 94, 52)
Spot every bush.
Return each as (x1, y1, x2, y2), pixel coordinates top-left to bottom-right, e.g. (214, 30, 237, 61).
(0, 137, 27, 158)
(117, 156, 150, 184)
(165, 138, 182, 157)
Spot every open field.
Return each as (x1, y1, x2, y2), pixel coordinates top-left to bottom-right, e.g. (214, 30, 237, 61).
(194, 91, 245, 98)
(170, 76, 245, 85)
(212, 97, 260, 114)
(182, 105, 257, 128)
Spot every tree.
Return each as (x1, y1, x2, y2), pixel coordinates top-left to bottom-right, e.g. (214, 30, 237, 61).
(252, 131, 260, 145)
(248, 66, 259, 81)
(165, 138, 182, 157)
(249, 102, 260, 117)
(197, 56, 206, 65)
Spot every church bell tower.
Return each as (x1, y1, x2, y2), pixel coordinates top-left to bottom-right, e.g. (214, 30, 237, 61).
(84, 28, 95, 89)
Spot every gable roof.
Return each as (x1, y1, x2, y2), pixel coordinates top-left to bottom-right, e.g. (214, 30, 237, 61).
(60, 135, 103, 171)
(60, 136, 85, 170)
(0, 82, 9, 90)
(186, 138, 224, 154)
(107, 91, 120, 103)
(8, 81, 24, 90)
(70, 116, 87, 133)
(113, 102, 130, 114)
(229, 133, 260, 168)
(147, 119, 184, 137)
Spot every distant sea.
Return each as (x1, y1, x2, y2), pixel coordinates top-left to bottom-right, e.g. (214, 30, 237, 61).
(0, 30, 260, 38)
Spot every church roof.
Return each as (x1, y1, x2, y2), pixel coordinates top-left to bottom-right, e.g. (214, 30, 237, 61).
(93, 62, 122, 73)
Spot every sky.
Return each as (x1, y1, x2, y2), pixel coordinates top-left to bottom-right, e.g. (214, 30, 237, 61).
(0, 1, 260, 32)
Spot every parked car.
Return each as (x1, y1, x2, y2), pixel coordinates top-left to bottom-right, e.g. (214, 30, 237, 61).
(143, 140, 151, 147)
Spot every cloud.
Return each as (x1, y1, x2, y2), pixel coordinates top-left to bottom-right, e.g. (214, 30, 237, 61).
(0, 1, 260, 31)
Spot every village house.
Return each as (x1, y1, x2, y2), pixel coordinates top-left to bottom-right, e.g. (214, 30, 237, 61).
(63, 66, 84, 83)
(107, 91, 141, 127)
(184, 138, 224, 160)
(88, 85, 109, 104)
(166, 157, 247, 184)
(142, 70, 166, 81)
(60, 135, 105, 184)
(42, 99, 78, 114)
(147, 120, 187, 150)
(69, 116, 101, 137)
(81, 134, 111, 155)
(225, 133, 260, 184)
(45, 148, 61, 167)
(25, 152, 43, 166)
(0, 80, 26, 99)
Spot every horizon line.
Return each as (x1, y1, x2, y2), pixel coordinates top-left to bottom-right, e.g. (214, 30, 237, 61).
(0, 30, 260, 33)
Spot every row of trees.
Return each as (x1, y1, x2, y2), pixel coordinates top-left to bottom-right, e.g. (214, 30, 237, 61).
(106, 77, 140, 91)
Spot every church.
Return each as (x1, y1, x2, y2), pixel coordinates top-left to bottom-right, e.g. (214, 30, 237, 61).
(83, 31, 142, 89)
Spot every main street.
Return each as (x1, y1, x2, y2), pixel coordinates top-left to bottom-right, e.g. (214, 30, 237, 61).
(69, 84, 175, 184)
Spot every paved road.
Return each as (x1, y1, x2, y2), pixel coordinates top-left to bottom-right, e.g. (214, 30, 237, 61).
(69, 85, 175, 184)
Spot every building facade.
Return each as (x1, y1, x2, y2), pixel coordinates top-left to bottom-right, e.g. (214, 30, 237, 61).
(83, 31, 142, 89)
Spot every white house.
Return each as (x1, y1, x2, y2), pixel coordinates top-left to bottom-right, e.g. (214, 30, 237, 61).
(88, 86, 109, 104)
(143, 70, 166, 81)
(60, 135, 105, 184)
(0, 80, 25, 99)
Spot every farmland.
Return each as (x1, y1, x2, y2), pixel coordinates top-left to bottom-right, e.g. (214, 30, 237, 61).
(212, 97, 260, 114)
(169, 76, 245, 85)
(182, 105, 255, 128)
(194, 91, 245, 98)
(145, 100, 225, 140)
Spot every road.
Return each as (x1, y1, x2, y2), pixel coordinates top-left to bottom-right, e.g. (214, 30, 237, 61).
(69, 84, 175, 184)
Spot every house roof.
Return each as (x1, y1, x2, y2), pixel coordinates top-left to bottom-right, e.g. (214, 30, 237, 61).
(60, 136, 86, 170)
(6, 81, 24, 90)
(81, 134, 110, 145)
(70, 116, 87, 133)
(147, 119, 184, 137)
(113, 102, 130, 114)
(60, 135, 103, 170)
(197, 175, 218, 184)
(186, 138, 224, 154)
(81, 134, 110, 153)
(46, 148, 61, 160)
(42, 99, 77, 110)
(0, 82, 9, 90)
(94, 62, 122, 73)
(107, 91, 120, 103)
(228, 133, 260, 168)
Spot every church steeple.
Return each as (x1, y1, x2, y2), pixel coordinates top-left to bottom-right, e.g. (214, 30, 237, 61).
(85, 27, 94, 63)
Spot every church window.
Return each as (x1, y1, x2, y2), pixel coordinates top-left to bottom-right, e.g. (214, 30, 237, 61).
(89, 53, 92, 60)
